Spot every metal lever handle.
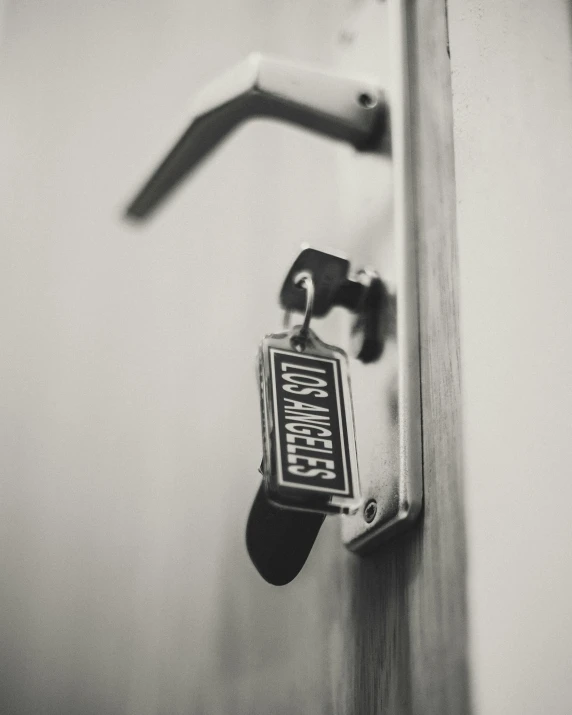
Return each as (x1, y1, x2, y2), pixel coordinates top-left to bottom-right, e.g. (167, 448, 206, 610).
(125, 53, 386, 220)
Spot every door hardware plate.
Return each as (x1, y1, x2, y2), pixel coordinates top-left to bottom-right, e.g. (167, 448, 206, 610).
(337, 0, 423, 552)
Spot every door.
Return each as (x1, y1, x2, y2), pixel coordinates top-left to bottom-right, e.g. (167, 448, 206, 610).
(7, 1, 569, 714)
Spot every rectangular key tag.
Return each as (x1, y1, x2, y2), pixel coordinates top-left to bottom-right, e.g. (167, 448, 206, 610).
(258, 326, 361, 514)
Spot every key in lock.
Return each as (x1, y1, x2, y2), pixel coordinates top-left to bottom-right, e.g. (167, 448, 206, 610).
(280, 247, 388, 363)
(248, 247, 393, 585)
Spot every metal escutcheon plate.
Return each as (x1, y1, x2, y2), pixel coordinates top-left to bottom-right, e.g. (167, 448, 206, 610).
(338, 0, 422, 552)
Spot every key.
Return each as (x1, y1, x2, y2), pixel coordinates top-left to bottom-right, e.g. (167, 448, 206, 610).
(280, 247, 386, 363)
(280, 247, 356, 317)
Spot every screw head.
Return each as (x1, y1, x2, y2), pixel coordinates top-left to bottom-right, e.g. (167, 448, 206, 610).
(363, 499, 377, 523)
(357, 92, 377, 109)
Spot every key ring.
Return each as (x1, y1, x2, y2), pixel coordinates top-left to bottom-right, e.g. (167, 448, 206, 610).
(288, 270, 315, 350)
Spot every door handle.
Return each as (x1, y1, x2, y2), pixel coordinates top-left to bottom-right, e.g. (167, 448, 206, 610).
(125, 53, 387, 220)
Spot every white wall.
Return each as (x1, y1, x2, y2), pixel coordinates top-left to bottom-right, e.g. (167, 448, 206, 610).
(448, 2, 572, 713)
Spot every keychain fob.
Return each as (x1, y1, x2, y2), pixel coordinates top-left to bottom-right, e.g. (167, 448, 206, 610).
(257, 273, 361, 515)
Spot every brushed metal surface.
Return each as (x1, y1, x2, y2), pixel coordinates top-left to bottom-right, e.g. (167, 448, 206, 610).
(339, 0, 423, 552)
